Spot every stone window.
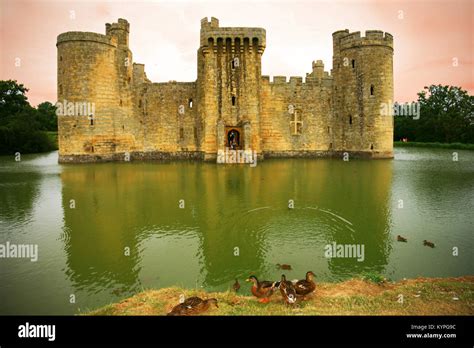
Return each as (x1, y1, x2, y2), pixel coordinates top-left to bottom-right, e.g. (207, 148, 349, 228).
(351, 59, 355, 69)
(89, 115, 94, 126)
(120, 99, 122, 106)
(290, 110, 303, 135)
(349, 115, 352, 125)
(189, 99, 193, 108)
(180, 127, 184, 140)
(59, 84, 63, 95)
(138, 99, 142, 108)
(370, 84, 374, 96)
(231, 59, 235, 69)
(60, 56, 63, 61)
(232, 96, 236, 106)
(370, 144, 374, 150)
(327, 126, 330, 134)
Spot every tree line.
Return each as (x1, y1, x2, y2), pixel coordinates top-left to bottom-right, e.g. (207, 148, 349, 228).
(394, 85, 473, 143)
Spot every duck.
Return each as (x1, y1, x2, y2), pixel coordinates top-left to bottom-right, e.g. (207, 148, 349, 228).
(423, 240, 435, 248)
(397, 235, 407, 242)
(276, 263, 292, 270)
(233, 279, 241, 292)
(294, 271, 316, 297)
(167, 297, 218, 316)
(246, 275, 278, 303)
(279, 274, 297, 305)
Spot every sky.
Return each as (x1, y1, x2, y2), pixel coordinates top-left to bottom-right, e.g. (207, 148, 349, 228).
(0, 0, 472, 106)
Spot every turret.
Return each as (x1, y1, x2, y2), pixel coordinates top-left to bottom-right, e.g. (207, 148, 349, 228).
(311, 60, 325, 79)
(331, 29, 394, 158)
(105, 18, 130, 47)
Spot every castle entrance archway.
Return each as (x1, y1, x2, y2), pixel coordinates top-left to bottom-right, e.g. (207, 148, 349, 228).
(226, 127, 241, 150)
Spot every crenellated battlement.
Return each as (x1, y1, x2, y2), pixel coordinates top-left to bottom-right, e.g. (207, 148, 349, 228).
(262, 73, 333, 87)
(334, 30, 393, 51)
(106, 18, 130, 34)
(200, 17, 266, 49)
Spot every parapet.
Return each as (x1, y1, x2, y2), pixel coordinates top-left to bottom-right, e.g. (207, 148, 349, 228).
(333, 29, 393, 51)
(201, 17, 219, 29)
(272, 76, 287, 84)
(312, 60, 324, 69)
(200, 17, 266, 49)
(106, 18, 130, 34)
(57, 18, 131, 48)
(57, 31, 116, 47)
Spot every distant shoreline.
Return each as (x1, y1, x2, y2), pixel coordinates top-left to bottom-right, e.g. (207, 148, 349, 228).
(86, 276, 474, 316)
(394, 141, 474, 150)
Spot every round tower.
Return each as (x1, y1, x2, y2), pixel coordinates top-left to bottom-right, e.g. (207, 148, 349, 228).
(56, 19, 134, 162)
(332, 30, 394, 158)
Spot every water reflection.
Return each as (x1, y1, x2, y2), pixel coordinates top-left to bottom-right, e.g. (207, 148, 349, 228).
(60, 159, 393, 293)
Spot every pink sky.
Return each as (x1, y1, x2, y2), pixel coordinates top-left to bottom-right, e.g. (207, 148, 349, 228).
(1, 0, 472, 106)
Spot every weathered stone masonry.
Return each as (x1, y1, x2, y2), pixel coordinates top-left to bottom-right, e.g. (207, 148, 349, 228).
(57, 17, 394, 163)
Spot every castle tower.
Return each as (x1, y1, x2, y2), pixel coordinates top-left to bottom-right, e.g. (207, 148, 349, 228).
(197, 17, 266, 160)
(57, 19, 135, 161)
(331, 30, 394, 158)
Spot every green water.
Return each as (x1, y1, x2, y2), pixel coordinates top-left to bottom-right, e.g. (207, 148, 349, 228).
(0, 148, 473, 314)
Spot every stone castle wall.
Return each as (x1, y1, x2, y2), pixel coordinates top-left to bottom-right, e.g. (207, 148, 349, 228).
(57, 18, 394, 163)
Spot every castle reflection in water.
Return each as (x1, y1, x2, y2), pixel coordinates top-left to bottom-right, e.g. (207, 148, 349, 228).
(59, 159, 393, 294)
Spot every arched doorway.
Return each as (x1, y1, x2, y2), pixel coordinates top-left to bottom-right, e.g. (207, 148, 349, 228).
(227, 128, 240, 150)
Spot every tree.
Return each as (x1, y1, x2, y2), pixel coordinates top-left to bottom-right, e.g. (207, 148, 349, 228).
(36, 101, 58, 131)
(394, 85, 474, 143)
(0, 80, 31, 119)
(0, 80, 57, 154)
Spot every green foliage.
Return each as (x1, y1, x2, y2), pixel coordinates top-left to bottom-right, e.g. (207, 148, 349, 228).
(362, 272, 386, 284)
(394, 85, 474, 144)
(0, 80, 57, 154)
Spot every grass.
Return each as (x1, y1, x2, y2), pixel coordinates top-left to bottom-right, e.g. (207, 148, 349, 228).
(86, 276, 474, 316)
(394, 141, 474, 150)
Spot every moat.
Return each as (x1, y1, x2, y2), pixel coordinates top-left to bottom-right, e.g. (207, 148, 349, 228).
(0, 148, 473, 314)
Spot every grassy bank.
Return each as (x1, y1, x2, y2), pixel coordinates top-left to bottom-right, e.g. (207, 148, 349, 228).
(394, 141, 474, 150)
(87, 276, 474, 316)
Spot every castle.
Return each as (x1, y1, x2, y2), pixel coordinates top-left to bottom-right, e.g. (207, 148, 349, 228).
(56, 17, 394, 163)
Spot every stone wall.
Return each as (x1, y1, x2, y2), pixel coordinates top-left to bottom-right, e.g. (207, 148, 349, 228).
(57, 18, 394, 163)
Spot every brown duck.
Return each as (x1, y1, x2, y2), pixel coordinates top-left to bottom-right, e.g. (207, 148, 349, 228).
(423, 240, 435, 248)
(294, 271, 316, 297)
(397, 235, 407, 242)
(167, 297, 218, 316)
(246, 275, 278, 303)
(233, 279, 241, 292)
(276, 263, 292, 270)
(279, 274, 297, 305)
